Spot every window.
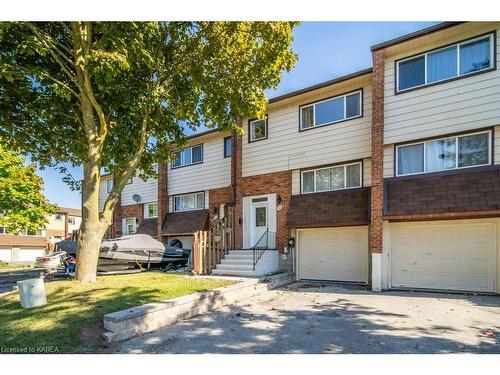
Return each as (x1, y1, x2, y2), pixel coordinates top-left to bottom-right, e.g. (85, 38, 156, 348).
(106, 179, 113, 193)
(127, 177, 133, 184)
(174, 192, 205, 212)
(20, 229, 43, 236)
(300, 90, 362, 130)
(124, 218, 136, 235)
(397, 33, 494, 92)
(0, 227, 7, 234)
(301, 162, 362, 194)
(224, 136, 232, 158)
(68, 217, 76, 225)
(396, 131, 491, 176)
(144, 203, 158, 218)
(152, 164, 158, 173)
(172, 145, 203, 168)
(54, 213, 63, 221)
(249, 118, 267, 142)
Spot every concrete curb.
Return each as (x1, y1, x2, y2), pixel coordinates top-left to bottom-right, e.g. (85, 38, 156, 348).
(103, 278, 262, 342)
(260, 272, 295, 290)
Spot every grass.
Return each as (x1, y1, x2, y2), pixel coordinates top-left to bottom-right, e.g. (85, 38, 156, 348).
(0, 262, 32, 273)
(0, 272, 233, 353)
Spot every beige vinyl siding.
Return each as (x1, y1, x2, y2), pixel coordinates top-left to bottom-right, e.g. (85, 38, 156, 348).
(168, 133, 230, 196)
(121, 172, 158, 206)
(384, 23, 500, 145)
(362, 158, 372, 186)
(242, 80, 372, 177)
(383, 145, 395, 178)
(98, 176, 112, 212)
(495, 125, 500, 164)
(291, 170, 301, 195)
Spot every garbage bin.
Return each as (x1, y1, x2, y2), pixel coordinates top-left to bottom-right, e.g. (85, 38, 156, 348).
(17, 278, 47, 308)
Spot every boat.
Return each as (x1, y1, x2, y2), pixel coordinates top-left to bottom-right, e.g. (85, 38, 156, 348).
(98, 234, 191, 272)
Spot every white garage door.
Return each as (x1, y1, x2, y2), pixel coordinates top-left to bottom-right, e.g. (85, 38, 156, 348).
(0, 247, 12, 262)
(298, 226, 368, 283)
(391, 221, 496, 292)
(18, 248, 45, 262)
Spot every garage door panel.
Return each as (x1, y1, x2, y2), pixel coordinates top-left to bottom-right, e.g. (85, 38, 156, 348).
(299, 226, 368, 283)
(391, 221, 496, 293)
(0, 248, 12, 262)
(18, 248, 45, 262)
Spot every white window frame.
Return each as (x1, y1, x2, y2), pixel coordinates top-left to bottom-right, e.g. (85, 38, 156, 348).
(172, 144, 203, 169)
(144, 202, 158, 218)
(396, 33, 494, 93)
(106, 179, 113, 193)
(299, 90, 363, 130)
(301, 162, 362, 194)
(0, 226, 7, 235)
(395, 130, 492, 177)
(249, 118, 267, 142)
(173, 192, 205, 212)
(54, 213, 63, 221)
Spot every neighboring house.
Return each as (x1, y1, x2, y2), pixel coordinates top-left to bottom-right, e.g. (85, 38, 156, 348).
(0, 207, 82, 263)
(101, 21, 500, 294)
(99, 166, 159, 239)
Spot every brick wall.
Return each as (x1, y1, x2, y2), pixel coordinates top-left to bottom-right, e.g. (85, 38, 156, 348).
(370, 49, 385, 254)
(157, 163, 168, 239)
(208, 186, 232, 225)
(113, 203, 143, 237)
(236, 170, 292, 251)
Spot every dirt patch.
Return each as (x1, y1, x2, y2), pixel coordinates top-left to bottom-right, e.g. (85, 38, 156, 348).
(79, 321, 109, 353)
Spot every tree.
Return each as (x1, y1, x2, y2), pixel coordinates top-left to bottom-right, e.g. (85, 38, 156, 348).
(0, 142, 56, 234)
(0, 22, 297, 282)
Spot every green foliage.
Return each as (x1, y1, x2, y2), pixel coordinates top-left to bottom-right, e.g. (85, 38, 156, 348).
(0, 22, 298, 179)
(0, 142, 57, 234)
(0, 273, 233, 352)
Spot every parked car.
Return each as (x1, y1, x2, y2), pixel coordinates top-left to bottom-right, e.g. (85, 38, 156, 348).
(34, 251, 68, 269)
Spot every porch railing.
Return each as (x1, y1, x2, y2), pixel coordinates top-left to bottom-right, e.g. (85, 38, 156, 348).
(252, 229, 276, 270)
(192, 206, 235, 275)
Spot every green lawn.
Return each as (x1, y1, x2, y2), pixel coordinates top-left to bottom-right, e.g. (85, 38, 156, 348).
(0, 262, 32, 273)
(0, 273, 233, 353)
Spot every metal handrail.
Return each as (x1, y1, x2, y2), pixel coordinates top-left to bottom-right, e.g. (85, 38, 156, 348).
(251, 229, 276, 270)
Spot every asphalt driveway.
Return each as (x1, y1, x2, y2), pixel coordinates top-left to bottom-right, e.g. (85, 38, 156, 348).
(112, 282, 500, 354)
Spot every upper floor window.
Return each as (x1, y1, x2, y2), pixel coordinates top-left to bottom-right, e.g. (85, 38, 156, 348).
(127, 177, 133, 184)
(396, 130, 491, 176)
(397, 33, 494, 92)
(249, 117, 267, 142)
(20, 228, 44, 236)
(68, 217, 76, 225)
(172, 144, 203, 169)
(301, 162, 362, 194)
(54, 213, 63, 221)
(300, 90, 362, 130)
(0, 226, 7, 234)
(174, 192, 205, 212)
(224, 136, 232, 158)
(144, 202, 158, 218)
(106, 179, 113, 193)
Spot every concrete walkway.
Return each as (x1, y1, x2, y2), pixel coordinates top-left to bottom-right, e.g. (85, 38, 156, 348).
(111, 282, 500, 354)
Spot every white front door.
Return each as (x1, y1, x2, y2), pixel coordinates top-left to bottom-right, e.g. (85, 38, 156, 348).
(250, 200, 269, 247)
(243, 194, 277, 249)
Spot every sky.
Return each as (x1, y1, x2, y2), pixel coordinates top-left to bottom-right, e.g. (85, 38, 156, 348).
(36, 21, 437, 209)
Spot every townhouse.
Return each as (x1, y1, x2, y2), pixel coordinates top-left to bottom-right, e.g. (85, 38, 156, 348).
(102, 21, 500, 294)
(0, 207, 81, 263)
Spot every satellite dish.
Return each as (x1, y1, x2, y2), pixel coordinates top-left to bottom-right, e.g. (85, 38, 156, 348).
(132, 194, 141, 203)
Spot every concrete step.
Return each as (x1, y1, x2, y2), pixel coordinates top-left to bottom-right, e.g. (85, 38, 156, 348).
(215, 264, 254, 271)
(211, 269, 262, 277)
(224, 254, 253, 260)
(220, 258, 253, 266)
(226, 250, 254, 256)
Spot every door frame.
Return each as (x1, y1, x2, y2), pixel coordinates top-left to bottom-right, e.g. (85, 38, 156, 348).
(242, 193, 277, 249)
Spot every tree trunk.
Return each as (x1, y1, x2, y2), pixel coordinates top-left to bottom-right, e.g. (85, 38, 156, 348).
(75, 160, 105, 283)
